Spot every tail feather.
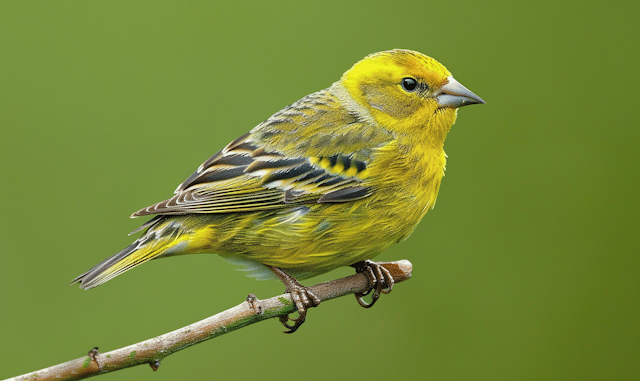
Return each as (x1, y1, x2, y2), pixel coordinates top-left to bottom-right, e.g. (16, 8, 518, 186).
(71, 218, 192, 290)
(70, 240, 143, 289)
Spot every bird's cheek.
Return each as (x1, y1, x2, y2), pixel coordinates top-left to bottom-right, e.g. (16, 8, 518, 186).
(363, 90, 418, 120)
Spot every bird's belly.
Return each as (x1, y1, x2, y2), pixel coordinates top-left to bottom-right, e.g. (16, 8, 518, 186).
(189, 200, 421, 276)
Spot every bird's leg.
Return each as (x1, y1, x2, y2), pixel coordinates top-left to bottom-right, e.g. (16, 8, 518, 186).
(351, 260, 394, 308)
(266, 266, 321, 334)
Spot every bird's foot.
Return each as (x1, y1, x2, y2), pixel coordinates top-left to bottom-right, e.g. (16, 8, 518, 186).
(352, 260, 394, 308)
(268, 266, 321, 334)
(278, 283, 321, 334)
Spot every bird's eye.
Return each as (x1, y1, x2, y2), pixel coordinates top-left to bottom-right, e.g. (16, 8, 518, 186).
(401, 77, 418, 92)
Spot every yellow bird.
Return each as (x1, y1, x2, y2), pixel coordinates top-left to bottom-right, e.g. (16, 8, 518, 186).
(72, 49, 484, 332)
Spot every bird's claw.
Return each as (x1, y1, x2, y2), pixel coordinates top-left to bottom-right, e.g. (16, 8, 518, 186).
(280, 284, 321, 334)
(353, 260, 394, 308)
(267, 266, 321, 334)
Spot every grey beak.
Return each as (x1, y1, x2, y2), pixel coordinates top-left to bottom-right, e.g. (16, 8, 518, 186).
(436, 76, 485, 108)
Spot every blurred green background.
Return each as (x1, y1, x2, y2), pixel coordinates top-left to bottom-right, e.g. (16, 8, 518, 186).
(1, 1, 638, 380)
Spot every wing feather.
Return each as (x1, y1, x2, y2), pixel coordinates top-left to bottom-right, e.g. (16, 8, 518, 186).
(132, 88, 394, 218)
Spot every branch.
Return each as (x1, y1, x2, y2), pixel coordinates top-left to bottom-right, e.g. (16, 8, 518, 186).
(6, 260, 412, 381)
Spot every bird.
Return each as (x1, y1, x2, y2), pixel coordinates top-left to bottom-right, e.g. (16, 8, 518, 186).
(71, 49, 484, 333)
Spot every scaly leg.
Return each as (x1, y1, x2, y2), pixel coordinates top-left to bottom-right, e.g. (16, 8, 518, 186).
(351, 260, 394, 308)
(267, 266, 321, 334)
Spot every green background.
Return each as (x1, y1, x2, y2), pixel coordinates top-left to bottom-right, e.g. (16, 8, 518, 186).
(1, 1, 638, 380)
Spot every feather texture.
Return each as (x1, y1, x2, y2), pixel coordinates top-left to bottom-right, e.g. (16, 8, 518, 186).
(72, 49, 484, 290)
(131, 89, 383, 217)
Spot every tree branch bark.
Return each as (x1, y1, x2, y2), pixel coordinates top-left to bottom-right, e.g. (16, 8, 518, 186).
(5, 260, 412, 381)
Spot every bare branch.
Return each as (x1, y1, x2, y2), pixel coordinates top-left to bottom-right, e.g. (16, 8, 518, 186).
(5, 260, 412, 381)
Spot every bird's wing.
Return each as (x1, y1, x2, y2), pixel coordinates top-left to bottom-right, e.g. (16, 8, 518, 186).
(131, 89, 394, 217)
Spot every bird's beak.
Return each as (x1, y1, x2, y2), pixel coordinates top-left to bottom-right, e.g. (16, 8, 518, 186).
(436, 76, 485, 108)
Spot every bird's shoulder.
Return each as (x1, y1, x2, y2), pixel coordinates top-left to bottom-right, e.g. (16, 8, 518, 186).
(250, 86, 393, 161)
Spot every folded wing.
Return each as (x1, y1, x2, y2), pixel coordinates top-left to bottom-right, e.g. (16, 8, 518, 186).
(131, 88, 394, 218)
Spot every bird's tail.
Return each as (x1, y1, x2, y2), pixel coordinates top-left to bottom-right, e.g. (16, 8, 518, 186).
(70, 217, 193, 290)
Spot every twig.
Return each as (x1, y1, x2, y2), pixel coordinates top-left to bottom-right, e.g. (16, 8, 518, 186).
(5, 260, 412, 381)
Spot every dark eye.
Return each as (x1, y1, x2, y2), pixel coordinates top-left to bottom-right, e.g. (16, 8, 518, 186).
(401, 77, 418, 92)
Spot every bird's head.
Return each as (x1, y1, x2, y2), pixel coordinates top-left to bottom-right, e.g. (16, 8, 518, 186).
(340, 49, 484, 144)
